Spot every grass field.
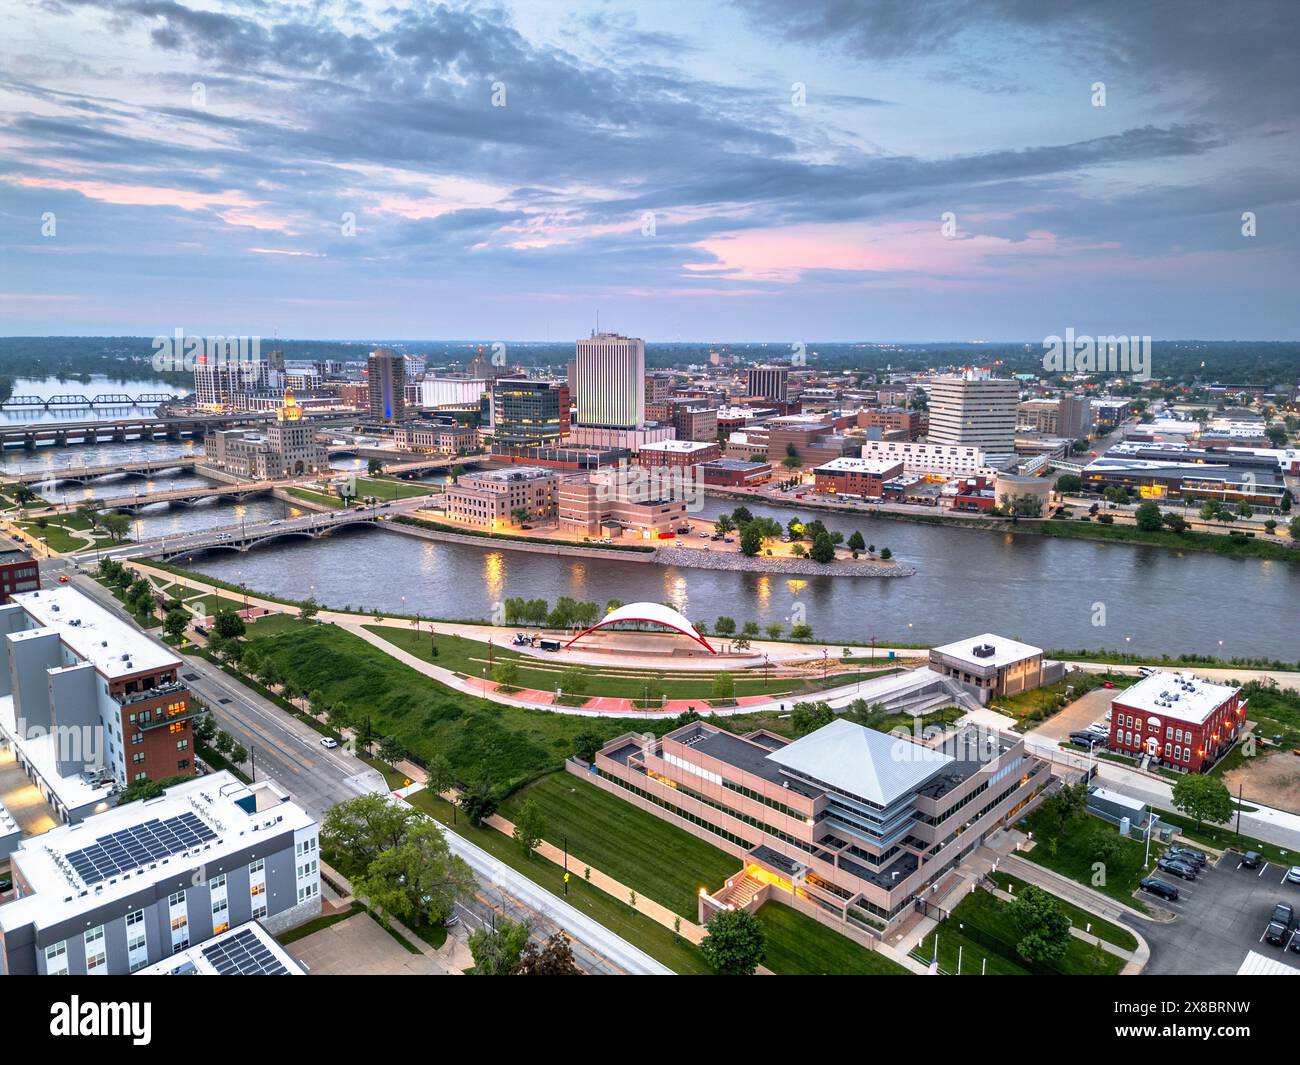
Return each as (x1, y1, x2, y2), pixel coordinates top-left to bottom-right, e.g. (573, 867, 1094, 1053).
(499, 771, 738, 919)
(1038, 515, 1300, 561)
(917, 888, 1124, 975)
(992, 670, 1129, 731)
(16, 510, 118, 552)
(364, 624, 898, 707)
(1018, 807, 1158, 910)
(754, 902, 910, 975)
(987, 872, 1139, 951)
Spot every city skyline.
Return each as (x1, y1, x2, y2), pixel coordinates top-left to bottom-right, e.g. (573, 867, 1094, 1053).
(3, 0, 1298, 340)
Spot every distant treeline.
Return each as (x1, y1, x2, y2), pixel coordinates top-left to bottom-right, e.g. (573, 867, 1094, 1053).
(1, 336, 1297, 389)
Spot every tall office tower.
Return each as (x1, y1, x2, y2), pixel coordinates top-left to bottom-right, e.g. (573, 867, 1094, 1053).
(574, 332, 645, 429)
(747, 365, 789, 403)
(1057, 392, 1092, 441)
(367, 347, 406, 422)
(927, 371, 1020, 459)
(492, 378, 570, 450)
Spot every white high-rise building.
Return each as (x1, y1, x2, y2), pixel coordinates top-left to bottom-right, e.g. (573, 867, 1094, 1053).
(575, 332, 645, 429)
(927, 371, 1019, 459)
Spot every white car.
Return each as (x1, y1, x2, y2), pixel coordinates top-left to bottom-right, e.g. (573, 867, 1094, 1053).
(1286, 866, 1300, 885)
(319, 737, 338, 749)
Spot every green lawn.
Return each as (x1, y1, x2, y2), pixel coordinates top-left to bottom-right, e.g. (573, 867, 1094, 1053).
(16, 511, 119, 552)
(403, 787, 713, 974)
(364, 624, 897, 707)
(286, 487, 345, 509)
(1019, 807, 1158, 910)
(917, 888, 1123, 975)
(241, 621, 681, 791)
(755, 901, 910, 975)
(987, 872, 1138, 951)
(500, 771, 738, 919)
(992, 670, 1129, 732)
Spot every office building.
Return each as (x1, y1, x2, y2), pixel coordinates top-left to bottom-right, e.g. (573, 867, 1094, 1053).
(928, 634, 1053, 705)
(747, 365, 789, 403)
(700, 458, 772, 487)
(0, 587, 201, 823)
(491, 379, 570, 453)
(585, 718, 1047, 937)
(812, 457, 904, 499)
(421, 375, 487, 409)
(444, 467, 558, 528)
(634, 439, 720, 469)
(1081, 456, 1286, 509)
(558, 472, 691, 540)
(1108, 672, 1245, 774)
(574, 332, 645, 430)
(0, 772, 320, 974)
(203, 390, 328, 479)
(393, 421, 479, 455)
(928, 372, 1019, 459)
(367, 348, 406, 423)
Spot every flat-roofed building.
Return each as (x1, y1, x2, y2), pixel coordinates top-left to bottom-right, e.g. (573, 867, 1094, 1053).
(367, 347, 406, 423)
(861, 439, 991, 479)
(1081, 456, 1285, 509)
(0, 587, 202, 822)
(928, 372, 1019, 460)
(135, 919, 306, 975)
(1108, 671, 1245, 774)
(700, 458, 772, 487)
(634, 438, 720, 469)
(575, 332, 645, 430)
(491, 378, 570, 453)
(0, 547, 39, 603)
(928, 633, 1050, 704)
(813, 456, 904, 498)
(443, 466, 558, 528)
(420, 375, 487, 409)
(0, 772, 319, 975)
(557, 471, 690, 539)
(585, 717, 1047, 935)
(747, 365, 789, 403)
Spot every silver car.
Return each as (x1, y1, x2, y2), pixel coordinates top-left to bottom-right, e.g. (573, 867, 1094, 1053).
(1286, 866, 1300, 885)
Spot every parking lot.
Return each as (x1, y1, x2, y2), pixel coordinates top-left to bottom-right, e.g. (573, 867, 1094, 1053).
(1141, 850, 1300, 974)
(1034, 687, 1114, 743)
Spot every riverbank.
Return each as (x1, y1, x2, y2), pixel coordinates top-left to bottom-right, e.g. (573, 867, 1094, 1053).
(653, 545, 913, 577)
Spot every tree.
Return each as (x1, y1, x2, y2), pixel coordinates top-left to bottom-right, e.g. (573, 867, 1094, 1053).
(321, 794, 419, 880)
(714, 513, 735, 535)
(847, 530, 865, 554)
(510, 506, 530, 526)
(1008, 885, 1073, 965)
(212, 608, 246, 640)
(1056, 473, 1083, 495)
(558, 666, 588, 696)
(298, 596, 320, 622)
(782, 443, 801, 469)
(700, 908, 766, 975)
(101, 511, 131, 542)
(742, 621, 760, 638)
(1134, 500, 1163, 531)
(354, 820, 475, 929)
(1161, 512, 1188, 533)
(710, 671, 735, 703)
(1040, 780, 1087, 837)
(879, 547, 892, 560)
(789, 622, 813, 640)
(493, 660, 520, 689)
(468, 917, 531, 975)
(515, 932, 581, 975)
(1264, 424, 1288, 448)
(378, 735, 405, 764)
(714, 615, 736, 636)
(809, 532, 836, 564)
(1171, 773, 1233, 833)
(229, 742, 248, 766)
(739, 524, 762, 557)
(572, 729, 605, 763)
(163, 607, 189, 642)
(367, 457, 384, 476)
(459, 779, 498, 826)
(512, 798, 545, 857)
(425, 754, 458, 800)
(790, 700, 834, 737)
(1290, 515, 1300, 540)
(765, 622, 784, 640)
(214, 730, 235, 757)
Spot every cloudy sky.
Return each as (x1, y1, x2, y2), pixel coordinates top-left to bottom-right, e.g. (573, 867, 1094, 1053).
(2, 0, 1297, 341)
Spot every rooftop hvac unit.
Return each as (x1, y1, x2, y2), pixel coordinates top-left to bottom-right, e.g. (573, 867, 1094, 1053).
(972, 644, 996, 658)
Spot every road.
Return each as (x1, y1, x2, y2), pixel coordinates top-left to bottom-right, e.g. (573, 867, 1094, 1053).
(40, 553, 664, 973)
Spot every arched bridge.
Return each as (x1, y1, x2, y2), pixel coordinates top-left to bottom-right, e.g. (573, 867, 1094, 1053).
(149, 511, 383, 561)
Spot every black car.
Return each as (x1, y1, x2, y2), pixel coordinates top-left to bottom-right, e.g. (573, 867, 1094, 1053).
(1140, 877, 1180, 902)
(1270, 902, 1295, 929)
(1069, 731, 1103, 744)
(1157, 856, 1198, 880)
(1241, 851, 1262, 869)
(1265, 922, 1289, 946)
(0, 876, 12, 892)
(1167, 845, 1207, 867)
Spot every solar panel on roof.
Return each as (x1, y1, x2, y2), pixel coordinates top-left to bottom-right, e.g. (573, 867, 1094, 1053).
(200, 928, 290, 975)
(65, 812, 218, 884)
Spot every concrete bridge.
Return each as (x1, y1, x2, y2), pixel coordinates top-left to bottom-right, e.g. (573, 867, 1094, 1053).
(13, 456, 200, 486)
(0, 393, 179, 409)
(99, 481, 279, 513)
(147, 509, 384, 561)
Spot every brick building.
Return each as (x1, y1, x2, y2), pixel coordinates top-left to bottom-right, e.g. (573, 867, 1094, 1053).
(1108, 672, 1246, 774)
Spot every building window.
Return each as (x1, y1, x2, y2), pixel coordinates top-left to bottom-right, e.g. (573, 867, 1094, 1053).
(84, 925, 107, 973)
(45, 940, 68, 976)
(298, 882, 319, 904)
(130, 732, 143, 745)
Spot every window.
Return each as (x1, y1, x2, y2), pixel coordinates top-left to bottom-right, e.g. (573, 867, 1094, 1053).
(175, 739, 189, 750)
(45, 940, 69, 976)
(295, 837, 318, 858)
(84, 926, 106, 973)
(168, 890, 186, 907)
(298, 882, 319, 904)
(130, 732, 143, 745)
(297, 858, 318, 880)
(127, 909, 148, 972)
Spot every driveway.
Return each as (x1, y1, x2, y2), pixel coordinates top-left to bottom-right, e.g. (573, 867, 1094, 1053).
(1140, 850, 1300, 974)
(284, 910, 459, 975)
(1033, 687, 1114, 742)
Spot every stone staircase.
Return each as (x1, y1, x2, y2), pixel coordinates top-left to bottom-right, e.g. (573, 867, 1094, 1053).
(714, 872, 765, 910)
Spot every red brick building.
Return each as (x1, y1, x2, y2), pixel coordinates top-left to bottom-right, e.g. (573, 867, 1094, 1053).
(0, 549, 39, 602)
(1108, 671, 1246, 774)
(812, 457, 904, 498)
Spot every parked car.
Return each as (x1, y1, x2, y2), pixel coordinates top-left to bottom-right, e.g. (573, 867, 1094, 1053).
(1139, 877, 1180, 902)
(1286, 866, 1300, 885)
(193, 624, 207, 636)
(319, 737, 339, 749)
(1265, 921, 1289, 946)
(1138, 666, 1158, 677)
(1241, 851, 1263, 869)
(1167, 845, 1207, 867)
(0, 876, 12, 893)
(1157, 857, 1198, 880)
(1069, 731, 1104, 745)
(1270, 901, 1294, 929)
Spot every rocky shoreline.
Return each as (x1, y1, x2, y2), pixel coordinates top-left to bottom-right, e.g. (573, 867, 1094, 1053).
(653, 546, 915, 577)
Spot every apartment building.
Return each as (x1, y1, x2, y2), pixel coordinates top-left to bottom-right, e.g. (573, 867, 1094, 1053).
(443, 466, 558, 528)
(861, 439, 992, 479)
(585, 718, 1047, 937)
(635, 439, 720, 469)
(1108, 672, 1246, 774)
(0, 587, 200, 823)
(367, 348, 406, 423)
(193, 349, 283, 410)
(0, 772, 320, 975)
(0, 548, 40, 603)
